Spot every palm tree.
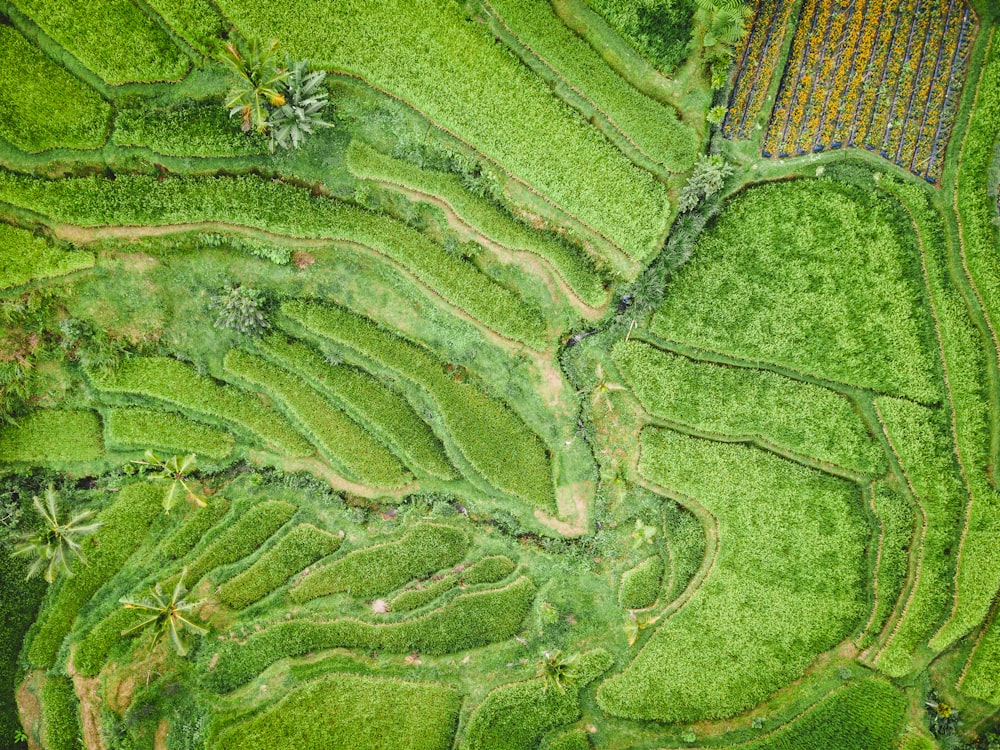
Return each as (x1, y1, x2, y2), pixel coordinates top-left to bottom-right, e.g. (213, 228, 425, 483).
(120, 570, 208, 656)
(221, 38, 289, 133)
(266, 58, 333, 152)
(13, 485, 102, 583)
(132, 450, 206, 513)
(536, 650, 580, 693)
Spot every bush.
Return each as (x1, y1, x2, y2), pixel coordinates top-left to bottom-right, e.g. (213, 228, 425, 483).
(613, 339, 885, 476)
(618, 555, 663, 609)
(0, 26, 110, 152)
(282, 300, 556, 511)
(257, 334, 454, 479)
(598, 429, 866, 721)
(87, 356, 312, 457)
(346, 141, 606, 308)
(218, 524, 341, 609)
(27, 482, 162, 667)
(105, 408, 235, 461)
(586, 0, 695, 73)
(212, 673, 460, 750)
(0, 409, 104, 467)
(180, 499, 296, 586)
(0, 223, 93, 289)
(223, 349, 411, 487)
(11, 0, 189, 83)
(40, 676, 81, 750)
(290, 522, 468, 601)
(207, 576, 536, 691)
(211, 285, 272, 339)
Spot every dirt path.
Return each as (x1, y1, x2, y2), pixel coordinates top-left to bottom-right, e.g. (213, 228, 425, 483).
(67, 651, 107, 750)
(16, 671, 45, 750)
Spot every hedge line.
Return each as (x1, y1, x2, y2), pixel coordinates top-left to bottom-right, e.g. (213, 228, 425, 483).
(282, 300, 556, 511)
(223, 349, 412, 488)
(613, 339, 885, 476)
(213, 673, 460, 750)
(256, 335, 454, 479)
(618, 555, 663, 610)
(155, 497, 231, 561)
(0, 172, 547, 347)
(598, 429, 866, 722)
(290, 522, 468, 602)
(40, 676, 81, 750)
(179, 500, 296, 587)
(112, 103, 267, 157)
(9, 0, 189, 83)
(104, 407, 235, 461)
(0, 409, 103, 467)
(0, 223, 94, 290)
(484, 0, 697, 173)
(218, 524, 341, 610)
(873, 397, 965, 676)
(206, 575, 537, 691)
(651, 179, 941, 403)
(345, 141, 606, 307)
(462, 649, 611, 750)
(87, 356, 312, 457)
(0, 26, 109, 152)
(211, 0, 672, 259)
(27, 482, 162, 667)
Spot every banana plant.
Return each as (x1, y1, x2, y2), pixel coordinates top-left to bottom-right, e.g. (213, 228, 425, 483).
(13, 485, 102, 583)
(266, 58, 333, 151)
(132, 450, 206, 513)
(221, 38, 289, 133)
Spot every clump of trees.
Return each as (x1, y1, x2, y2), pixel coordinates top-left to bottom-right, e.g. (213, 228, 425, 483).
(678, 154, 733, 212)
(222, 38, 333, 152)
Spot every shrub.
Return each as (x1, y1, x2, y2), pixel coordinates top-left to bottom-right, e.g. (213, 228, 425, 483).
(266, 58, 334, 152)
(290, 522, 468, 601)
(223, 349, 411, 487)
(598, 429, 866, 721)
(345, 141, 606, 308)
(87, 356, 312, 457)
(11, 0, 189, 83)
(0, 409, 103, 467)
(105, 408, 235, 461)
(198, 233, 291, 265)
(212, 673, 460, 750)
(282, 300, 556, 511)
(613, 339, 885, 476)
(543, 730, 591, 750)
(180, 499, 296, 586)
(27, 482, 162, 667)
(0, 26, 110, 152)
(210, 285, 271, 338)
(40, 676, 81, 750)
(586, 0, 696, 73)
(256, 334, 454, 479)
(618, 555, 663, 609)
(677, 155, 733, 213)
(218, 524, 341, 609)
(207, 576, 536, 691)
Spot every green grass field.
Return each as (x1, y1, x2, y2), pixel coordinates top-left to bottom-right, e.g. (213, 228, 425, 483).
(1, 2, 998, 749)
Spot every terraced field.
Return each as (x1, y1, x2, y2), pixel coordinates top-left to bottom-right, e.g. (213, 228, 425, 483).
(0, 0, 999, 748)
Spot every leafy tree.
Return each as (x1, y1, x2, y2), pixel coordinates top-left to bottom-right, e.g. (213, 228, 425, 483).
(131, 451, 206, 513)
(120, 570, 208, 656)
(266, 58, 333, 152)
(221, 38, 289, 134)
(12, 486, 101, 583)
(536, 650, 580, 693)
(209, 284, 271, 338)
(678, 154, 734, 213)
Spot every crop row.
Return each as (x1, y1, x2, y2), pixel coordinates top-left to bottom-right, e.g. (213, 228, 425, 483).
(26, 482, 163, 667)
(154, 496, 231, 562)
(0, 409, 104, 467)
(256, 334, 454, 479)
(390, 555, 517, 612)
(111, 103, 267, 158)
(618, 555, 663, 610)
(9, 0, 189, 84)
(87, 356, 313, 457)
(211, 0, 671, 261)
(961, 602, 1000, 703)
(40, 676, 80, 750)
(481, 0, 697, 174)
(104, 407, 235, 461)
(282, 300, 556, 512)
(613, 339, 886, 476)
(205, 575, 537, 691)
(759, 0, 976, 181)
(218, 524, 341, 610)
(871, 397, 964, 676)
(598, 428, 866, 722)
(650, 179, 941, 404)
(0, 224, 94, 291)
(723, 0, 798, 140)
(213, 673, 461, 750)
(223, 349, 412, 488)
(290, 522, 468, 602)
(0, 172, 547, 347)
(345, 141, 607, 308)
(0, 26, 109, 153)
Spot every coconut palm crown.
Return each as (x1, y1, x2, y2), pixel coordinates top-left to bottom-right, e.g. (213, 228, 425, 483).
(13, 485, 102, 583)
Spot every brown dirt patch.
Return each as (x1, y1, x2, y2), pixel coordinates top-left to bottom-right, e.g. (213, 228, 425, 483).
(67, 651, 106, 750)
(16, 671, 45, 750)
(154, 719, 169, 750)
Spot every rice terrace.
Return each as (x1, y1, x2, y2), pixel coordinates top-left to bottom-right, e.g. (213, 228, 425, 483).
(1, 0, 1000, 747)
